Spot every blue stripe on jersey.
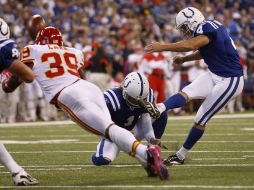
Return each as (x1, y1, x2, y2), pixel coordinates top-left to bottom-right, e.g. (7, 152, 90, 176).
(0, 39, 14, 50)
(137, 72, 143, 97)
(99, 139, 105, 156)
(107, 90, 120, 110)
(148, 88, 152, 102)
(197, 77, 234, 125)
(203, 76, 240, 125)
(108, 89, 120, 109)
(104, 92, 117, 111)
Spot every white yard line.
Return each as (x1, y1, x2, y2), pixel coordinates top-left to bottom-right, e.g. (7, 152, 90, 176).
(0, 163, 253, 169)
(244, 155, 254, 158)
(1, 185, 254, 189)
(0, 113, 253, 127)
(241, 128, 254, 131)
(6, 150, 254, 154)
(191, 158, 246, 161)
(1, 140, 254, 144)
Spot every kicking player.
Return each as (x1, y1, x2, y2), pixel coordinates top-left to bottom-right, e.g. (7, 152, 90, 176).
(0, 18, 38, 186)
(92, 72, 168, 167)
(145, 7, 244, 165)
(2, 26, 169, 180)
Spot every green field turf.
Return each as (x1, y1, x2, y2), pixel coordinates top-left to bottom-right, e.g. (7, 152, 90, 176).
(0, 114, 254, 190)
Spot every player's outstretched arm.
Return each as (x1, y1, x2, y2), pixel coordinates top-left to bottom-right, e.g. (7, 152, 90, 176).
(145, 35, 209, 53)
(1, 74, 23, 93)
(173, 51, 202, 65)
(2, 60, 35, 93)
(8, 59, 34, 83)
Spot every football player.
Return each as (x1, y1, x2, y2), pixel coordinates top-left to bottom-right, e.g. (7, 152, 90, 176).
(0, 18, 38, 186)
(145, 7, 244, 165)
(92, 72, 168, 167)
(2, 26, 169, 180)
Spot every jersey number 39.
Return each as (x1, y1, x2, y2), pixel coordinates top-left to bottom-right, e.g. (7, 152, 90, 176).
(41, 52, 80, 78)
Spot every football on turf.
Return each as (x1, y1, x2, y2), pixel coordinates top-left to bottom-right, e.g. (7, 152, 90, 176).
(27, 14, 46, 41)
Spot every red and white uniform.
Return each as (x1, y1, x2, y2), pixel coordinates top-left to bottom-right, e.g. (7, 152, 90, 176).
(21, 44, 83, 103)
(139, 53, 167, 103)
(20, 44, 150, 168)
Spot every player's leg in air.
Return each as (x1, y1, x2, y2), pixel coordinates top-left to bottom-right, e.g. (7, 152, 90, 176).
(157, 72, 243, 165)
(57, 80, 169, 180)
(144, 7, 244, 165)
(0, 143, 38, 185)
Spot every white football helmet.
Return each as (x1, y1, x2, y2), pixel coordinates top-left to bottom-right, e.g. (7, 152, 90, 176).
(122, 72, 149, 108)
(0, 18, 10, 39)
(175, 7, 205, 39)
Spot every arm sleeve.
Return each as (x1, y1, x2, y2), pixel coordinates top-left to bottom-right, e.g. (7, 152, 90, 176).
(137, 113, 155, 143)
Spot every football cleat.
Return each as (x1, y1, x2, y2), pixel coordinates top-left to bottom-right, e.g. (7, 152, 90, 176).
(164, 154, 185, 166)
(146, 145, 169, 180)
(12, 169, 38, 186)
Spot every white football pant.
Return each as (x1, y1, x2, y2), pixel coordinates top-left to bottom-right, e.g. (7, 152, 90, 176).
(57, 80, 148, 166)
(182, 71, 244, 126)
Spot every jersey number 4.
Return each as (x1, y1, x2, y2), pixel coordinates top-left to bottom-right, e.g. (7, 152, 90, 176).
(41, 52, 80, 78)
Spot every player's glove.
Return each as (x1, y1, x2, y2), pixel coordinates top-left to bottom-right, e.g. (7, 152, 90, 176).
(143, 101, 161, 119)
(0, 70, 12, 84)
(149, 138, 168, 150)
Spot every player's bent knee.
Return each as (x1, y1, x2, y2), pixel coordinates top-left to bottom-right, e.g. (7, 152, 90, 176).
(92, 154, 111, 166)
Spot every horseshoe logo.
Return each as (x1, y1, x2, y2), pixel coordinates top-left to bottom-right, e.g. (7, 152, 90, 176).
(123, 81, 131, 88)
(182, 8, 195, 19)
(0, 21, 8, 36)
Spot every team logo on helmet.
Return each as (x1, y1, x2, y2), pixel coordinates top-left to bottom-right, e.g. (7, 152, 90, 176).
(182, 7, 195, 19)
(0, 21, 8, 37)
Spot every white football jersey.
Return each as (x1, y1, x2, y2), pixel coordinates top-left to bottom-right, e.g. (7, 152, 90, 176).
(21, 44, 84, 102)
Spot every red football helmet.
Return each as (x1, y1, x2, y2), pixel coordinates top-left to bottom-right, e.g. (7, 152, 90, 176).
(35, 26, 63, 46)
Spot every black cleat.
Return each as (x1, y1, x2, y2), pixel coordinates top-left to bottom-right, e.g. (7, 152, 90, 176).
(164, 154, 185, 166)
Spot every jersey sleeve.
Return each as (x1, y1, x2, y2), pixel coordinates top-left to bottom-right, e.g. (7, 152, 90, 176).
(20, 45, 35, 68)
(146, 88, 155, 103)
(1, 40, 19, 69)
(104, 93, 115, 112)
(76, 50, 84, 70)
(103, 88, 121, 112)
(195, 22, 217, 43)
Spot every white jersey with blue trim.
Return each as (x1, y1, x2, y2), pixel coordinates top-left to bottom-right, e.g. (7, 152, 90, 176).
(0, 38, 19, 73)
(104, 87, 154, 131)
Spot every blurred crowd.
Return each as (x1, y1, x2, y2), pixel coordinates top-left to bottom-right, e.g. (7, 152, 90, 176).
(0, 0, 254, 122)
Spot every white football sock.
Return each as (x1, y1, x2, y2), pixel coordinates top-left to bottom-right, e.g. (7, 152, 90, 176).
(176, 146, 188, 160)
(135, 144, 147, 167)
(108, 125, 147, 166)
(0, 143, 22, 174)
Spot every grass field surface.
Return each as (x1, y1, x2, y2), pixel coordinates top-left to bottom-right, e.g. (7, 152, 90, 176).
(0, 113, 254, 190)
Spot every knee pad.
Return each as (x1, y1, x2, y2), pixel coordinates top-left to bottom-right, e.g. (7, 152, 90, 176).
(92, 153, 111, 166)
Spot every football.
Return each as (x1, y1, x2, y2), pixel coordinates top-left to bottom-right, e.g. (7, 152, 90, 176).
(27, 14, 46, 41)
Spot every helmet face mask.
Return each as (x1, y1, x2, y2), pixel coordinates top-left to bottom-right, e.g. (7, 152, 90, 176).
(0, 18, 10, 39)
(178, 24, 193, 40)
(123, 90, 144, 108)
